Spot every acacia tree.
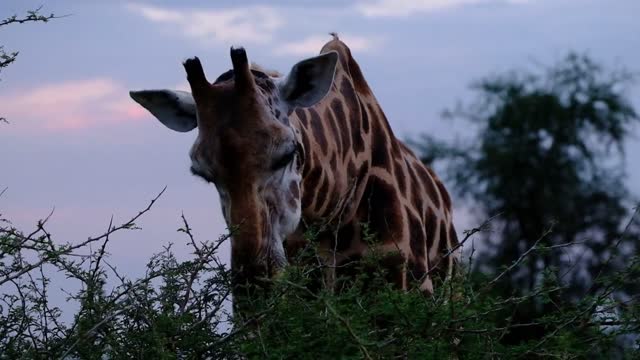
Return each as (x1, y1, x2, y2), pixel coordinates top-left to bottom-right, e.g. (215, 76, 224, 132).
(415, 53, 640, 342)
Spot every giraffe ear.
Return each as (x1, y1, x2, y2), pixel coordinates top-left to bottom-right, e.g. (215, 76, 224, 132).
(279, 51, 338, 108)
(129, 90, 197, 132)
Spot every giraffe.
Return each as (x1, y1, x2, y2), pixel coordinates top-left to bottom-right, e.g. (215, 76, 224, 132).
(130, 34, 459, 296)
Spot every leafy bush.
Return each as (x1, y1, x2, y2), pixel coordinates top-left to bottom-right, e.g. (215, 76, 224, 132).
(1, 189, 638, 359)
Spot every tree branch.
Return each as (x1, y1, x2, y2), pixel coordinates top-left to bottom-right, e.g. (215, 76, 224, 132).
(0, 6, 66, 27)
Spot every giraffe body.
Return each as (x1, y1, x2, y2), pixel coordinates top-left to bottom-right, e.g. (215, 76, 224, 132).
(130, 34, 459, 294)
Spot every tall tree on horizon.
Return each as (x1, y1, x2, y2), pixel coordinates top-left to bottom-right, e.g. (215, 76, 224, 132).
(414, 52, 640, 342)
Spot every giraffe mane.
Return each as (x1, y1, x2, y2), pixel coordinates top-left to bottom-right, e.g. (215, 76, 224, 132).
(250, 62, 282, 78)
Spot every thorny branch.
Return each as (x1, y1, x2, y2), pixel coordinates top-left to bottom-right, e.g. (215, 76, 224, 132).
(1, 186, 240, 358)
(426, 212, 502, 277)
(1, 7, 67, 124)
(1, 7, 66, 72)
(0, 187, 166, 286)
(0, 6, 64, 27)
(485, 222, 556, 289)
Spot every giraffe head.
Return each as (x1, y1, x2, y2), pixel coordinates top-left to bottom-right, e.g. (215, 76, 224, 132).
(130, 47, 338, 281)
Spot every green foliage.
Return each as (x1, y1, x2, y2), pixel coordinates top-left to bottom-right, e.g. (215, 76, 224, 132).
(1, 190, 639, 358)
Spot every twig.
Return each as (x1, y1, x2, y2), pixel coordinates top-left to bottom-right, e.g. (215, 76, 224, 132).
(0, 187, 166, 286)
(426, 213, 501, 278)
(89, 216, 113, 283)
(587, 203, 640, 295)
(0, 6, 68, 27)
(280, 279, 373, 359)
(541, 241, 585, 250)
(57, 306, 130, 360)
(484, 222, 555, 290)
(178, 214, 231, 315)
(323, 297, 373, 360)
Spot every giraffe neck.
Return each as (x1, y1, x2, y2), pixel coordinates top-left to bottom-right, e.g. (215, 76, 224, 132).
(287, 36, 459, 291)
(289, 57, 372, 224)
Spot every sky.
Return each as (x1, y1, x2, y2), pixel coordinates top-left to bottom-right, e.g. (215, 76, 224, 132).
(2, 0, 640, 295)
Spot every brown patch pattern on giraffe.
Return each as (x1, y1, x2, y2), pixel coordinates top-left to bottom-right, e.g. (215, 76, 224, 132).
(281, 35, 459, 293)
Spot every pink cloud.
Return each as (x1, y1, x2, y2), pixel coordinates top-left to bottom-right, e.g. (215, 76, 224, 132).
(0, 78, 146, 131)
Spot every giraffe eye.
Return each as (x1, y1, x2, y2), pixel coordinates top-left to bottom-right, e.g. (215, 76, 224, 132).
(271, 149, 296, 171)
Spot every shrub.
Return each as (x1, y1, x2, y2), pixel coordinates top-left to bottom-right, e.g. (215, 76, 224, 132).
(1, 189, 638, 359)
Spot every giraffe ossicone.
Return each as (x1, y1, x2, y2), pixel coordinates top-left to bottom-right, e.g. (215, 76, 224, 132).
(130, 34, 459, 296)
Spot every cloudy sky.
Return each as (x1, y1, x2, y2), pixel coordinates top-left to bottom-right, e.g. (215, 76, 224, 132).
(2, 0, 640, 284)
